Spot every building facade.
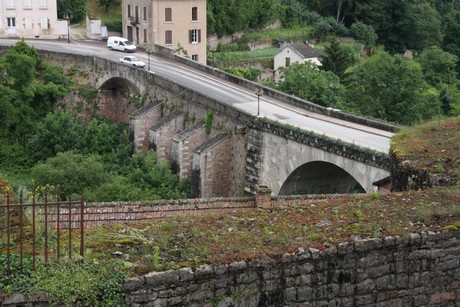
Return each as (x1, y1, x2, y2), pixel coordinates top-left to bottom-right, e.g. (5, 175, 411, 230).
(122, 0, 206, 64)
(273, 43, 322, 82)
(0, 0, 67, 39)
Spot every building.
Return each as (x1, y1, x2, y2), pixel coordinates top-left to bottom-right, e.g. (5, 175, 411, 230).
(273, 43, 322, 81)
(0, 0, 67, 39)
(122, 0, 206, 64)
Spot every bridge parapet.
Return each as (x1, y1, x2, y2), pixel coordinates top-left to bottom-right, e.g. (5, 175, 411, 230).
(152, 44, 399, 133)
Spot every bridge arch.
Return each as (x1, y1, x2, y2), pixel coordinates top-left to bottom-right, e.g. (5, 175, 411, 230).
(99, 76, 139, 95)
(258, 131, 390, 195)
(278, 161, 364, 195)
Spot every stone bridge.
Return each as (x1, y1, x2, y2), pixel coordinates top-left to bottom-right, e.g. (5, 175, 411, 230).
(38, 49, 394, 198)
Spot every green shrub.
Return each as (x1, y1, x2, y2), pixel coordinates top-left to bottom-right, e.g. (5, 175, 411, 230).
(216, 42, 250, 52)
(104, 20, 122, 33)
(37, 258, 128, 306)
(224, 67, 260, 81)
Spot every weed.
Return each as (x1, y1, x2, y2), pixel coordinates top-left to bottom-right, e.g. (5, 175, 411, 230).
(153, 246, 160, 270)
(205, 109, 214, 134)
(353, 210, 364, 220)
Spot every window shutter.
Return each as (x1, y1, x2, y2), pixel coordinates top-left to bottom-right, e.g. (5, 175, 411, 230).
(189, 30, 192, 43)
(198, 29, 201, 43)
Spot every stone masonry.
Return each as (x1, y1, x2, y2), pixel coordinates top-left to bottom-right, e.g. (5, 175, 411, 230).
(123, 231, 460, 306)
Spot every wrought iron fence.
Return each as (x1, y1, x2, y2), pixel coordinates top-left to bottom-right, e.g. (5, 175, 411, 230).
(0, 191, 85, 275)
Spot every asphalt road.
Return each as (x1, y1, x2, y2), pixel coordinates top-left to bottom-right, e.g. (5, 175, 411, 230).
(0, 39, 394, 153)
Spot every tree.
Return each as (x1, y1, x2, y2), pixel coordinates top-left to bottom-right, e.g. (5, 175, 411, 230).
(343, 51, 441, 124)
(442, 10, 460, 74)
(399, 2, 442, 52)
(320, 38, 358, 79)
(313, 16, 348, 42)
(30, 152, 108, 199)
(416, 46, 458, 87)
(29, 108, 84, 161)
(278, 61, 341, 107)
(350, 21, 377, 54)
(57, 0, 87, 22)
(97, 0, 120, 12)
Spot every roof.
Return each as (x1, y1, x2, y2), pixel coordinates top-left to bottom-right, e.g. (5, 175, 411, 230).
(275, 43, 322, 59)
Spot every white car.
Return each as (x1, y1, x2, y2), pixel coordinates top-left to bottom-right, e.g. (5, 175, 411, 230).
(119, 56, 146, 68)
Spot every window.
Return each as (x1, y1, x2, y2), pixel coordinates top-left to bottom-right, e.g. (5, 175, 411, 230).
(40, 17, 48, 29)
(143, 6, 147, 21)
(23, 0, 32, 9)
(6, 0, 14, 9)
(7, 18, 16, 27)
(192, 7, 198, 21)
(285, 57, 291, 67)
(39, 0, 47, 9)
(189, 29, 201, 43)
(127, 5, 131, 18)
(144, 29, 147, 43)
(25, 18, 33, 28)
(165, 30, 172, 45)
(165, 8, 172, 22)
(192, 54, 198, 62)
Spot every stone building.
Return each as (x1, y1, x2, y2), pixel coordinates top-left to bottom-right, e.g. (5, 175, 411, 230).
(122, 0, 206, 64)
(0, 0, 67, 39)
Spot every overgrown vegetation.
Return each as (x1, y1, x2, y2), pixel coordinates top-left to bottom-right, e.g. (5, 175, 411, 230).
(0, 254, 128, 306)
(391, 116, 460, 176)
(0, 41, 189, 203)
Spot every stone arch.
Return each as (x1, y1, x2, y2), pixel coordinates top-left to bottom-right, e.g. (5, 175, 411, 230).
(99, 76, 139, 96)
(94, 77, 141, 123)
(258, 132, 390, 195)
(278, 161, 364, 195)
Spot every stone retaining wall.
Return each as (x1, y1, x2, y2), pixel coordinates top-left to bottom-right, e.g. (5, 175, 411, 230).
(123, 230, 460, 306)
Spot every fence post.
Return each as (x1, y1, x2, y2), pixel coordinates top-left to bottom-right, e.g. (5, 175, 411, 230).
(255, 185, 272, 208)
(80, 190, 84, 257)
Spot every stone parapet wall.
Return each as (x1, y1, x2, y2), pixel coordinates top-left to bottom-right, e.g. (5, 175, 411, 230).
(123, 231, 460, 306)
(49, 197, 255, 229)
(47, 193, 344, 229)
(151, 44, 398, 133)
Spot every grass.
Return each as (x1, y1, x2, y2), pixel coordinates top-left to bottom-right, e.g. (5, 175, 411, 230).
(77, 185, 460, 276)
(391, 116, 460, 175)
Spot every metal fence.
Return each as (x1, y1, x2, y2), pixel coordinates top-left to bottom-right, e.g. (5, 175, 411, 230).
(0, 191, 85, 275)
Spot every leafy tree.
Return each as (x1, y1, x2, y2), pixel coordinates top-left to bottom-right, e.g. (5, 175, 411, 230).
(439, 84, 460, 116)
(313, 16, 348, 42)
(86, 176, 150, 202)
(349, 22, 377, 50)
(320, 38, 358, 79)
(126, 151, 189, 199)
(279, 0, 321, 27)
(79, 116, 132, 167)
(416, 46, 458, 87)
(442, 10, 460, 74)
(57, 0, 87, 23)
(28, 108, 85, 161)
(207, 0, 281, 36)
(30, 152, 108, 198)
(278, 61, 341, 107)
(399, 2, 442, 52)
(343, 51, 441, 124)
(97, 0, 120, 12)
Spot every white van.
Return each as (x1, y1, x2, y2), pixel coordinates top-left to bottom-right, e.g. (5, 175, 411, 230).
(107, 36, 137, 53)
